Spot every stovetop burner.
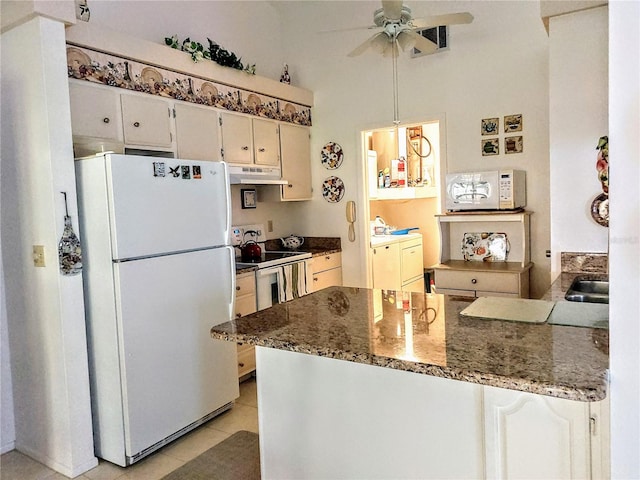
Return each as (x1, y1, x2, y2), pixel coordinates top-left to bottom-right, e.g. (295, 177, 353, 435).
(236, 250, 312, 269)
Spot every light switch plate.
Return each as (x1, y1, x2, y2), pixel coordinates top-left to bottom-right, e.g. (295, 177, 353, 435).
(33, 245, 45, 267)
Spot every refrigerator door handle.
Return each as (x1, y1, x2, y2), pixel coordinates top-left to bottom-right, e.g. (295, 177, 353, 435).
(221, 162, 231, 241)
(227, 245, 236, 321)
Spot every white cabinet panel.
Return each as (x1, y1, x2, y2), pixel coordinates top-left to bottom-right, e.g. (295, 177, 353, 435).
(372, 243, 401, 290)
(174, 102, 220, 161)
(280, 123, 312, 200)
(252, 118, 280, 166)
(121, 94, 172, 147)
(69, 81, 123, 141)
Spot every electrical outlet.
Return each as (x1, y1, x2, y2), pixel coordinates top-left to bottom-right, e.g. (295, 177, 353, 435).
(268, 220, 273, 232)
(33, 245, 46, 267)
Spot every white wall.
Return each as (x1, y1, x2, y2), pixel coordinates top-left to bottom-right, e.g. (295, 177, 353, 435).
(274, 1, 551, 297)
(0, 248, 15, 454)
(1, 15, 97, 476)
(87, 0, 287, 81)
(609, 1, 640, 477)
(549, 7, 609, 279)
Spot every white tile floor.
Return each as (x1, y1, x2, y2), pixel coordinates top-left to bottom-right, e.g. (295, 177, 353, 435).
(0, 377, 258, 480)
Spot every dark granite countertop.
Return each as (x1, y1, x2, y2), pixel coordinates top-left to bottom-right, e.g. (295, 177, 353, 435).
(211, 287, 609, 402)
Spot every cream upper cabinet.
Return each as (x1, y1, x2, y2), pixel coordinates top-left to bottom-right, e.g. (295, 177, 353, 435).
(483, 385, 601, 480)
(121, 93, 172, 148)
(69, 81, 123, 142)
(220, 112, 252, 164)
(220, 112, 279, 166)
(280, 123, 312, 200)
(174, 102, 221, 161)
(252, 118, 280, 166)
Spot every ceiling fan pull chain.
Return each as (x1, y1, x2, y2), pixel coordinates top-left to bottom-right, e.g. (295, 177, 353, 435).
(392, 38, 400, 124)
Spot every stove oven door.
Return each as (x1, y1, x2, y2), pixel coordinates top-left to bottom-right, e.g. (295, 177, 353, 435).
(256, 266, 282, 311)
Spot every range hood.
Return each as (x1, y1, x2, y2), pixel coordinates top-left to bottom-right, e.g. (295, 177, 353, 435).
(228, 165, 288, 185)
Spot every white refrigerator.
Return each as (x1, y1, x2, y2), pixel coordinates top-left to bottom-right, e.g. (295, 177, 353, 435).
(75, 153, 239, 467)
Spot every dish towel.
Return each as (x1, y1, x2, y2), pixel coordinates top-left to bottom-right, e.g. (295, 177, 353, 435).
(279, 262, 308, 302)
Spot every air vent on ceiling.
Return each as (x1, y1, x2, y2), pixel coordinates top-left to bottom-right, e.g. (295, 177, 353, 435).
(411, 25, 449, 57)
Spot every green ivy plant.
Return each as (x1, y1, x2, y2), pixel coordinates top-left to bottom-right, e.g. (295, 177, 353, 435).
(165, 35, 255, 74)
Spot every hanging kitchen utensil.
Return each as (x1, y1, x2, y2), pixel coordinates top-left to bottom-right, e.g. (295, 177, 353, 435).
(58, 192, 83, 276)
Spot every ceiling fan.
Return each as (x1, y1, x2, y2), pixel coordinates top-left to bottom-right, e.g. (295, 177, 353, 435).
(345, 1, 473, 123)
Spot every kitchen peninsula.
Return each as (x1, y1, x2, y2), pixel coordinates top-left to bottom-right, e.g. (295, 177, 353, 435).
(211, 287, 609, 479)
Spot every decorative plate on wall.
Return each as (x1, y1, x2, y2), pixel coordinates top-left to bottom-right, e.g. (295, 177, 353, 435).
(322, 176, 345, 203)
(591, 193, 609, 227)
(462, 232, 510, 262)
(321, 142, 344, 170)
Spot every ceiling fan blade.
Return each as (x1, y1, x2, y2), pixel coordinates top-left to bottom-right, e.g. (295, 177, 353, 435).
(398, 30, 438, 54)
(347, 31, 389, 57)
(318, 24, 381, 34)
(381, 0, 403, 21)
(411, 12, 474, 30)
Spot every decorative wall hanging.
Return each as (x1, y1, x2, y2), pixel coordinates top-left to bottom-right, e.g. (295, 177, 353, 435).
(504, 114, 523, 133)
(321, 142, 344, 170)
(75, 0, 90, 21)
(505, 136, 523, 154)
(481, 118, 499, 136)
(322, 176, 345, 203)
(462, 232, 509, 262)
(66, 45, 312, 126)
(58, 192, 83, 276)
(280, 64, 291, 84)
(591, 136, 609, 227)
(241, 189, 257, 209)
(481, 138, 499, 156)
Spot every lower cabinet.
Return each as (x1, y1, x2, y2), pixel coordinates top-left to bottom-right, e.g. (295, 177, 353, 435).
(371, 234, 424, 292)
(434, 261, 531, 298)
(234, 271, 257, 378)
(310, 252, 342, 292)
(483, 385, 609, 480)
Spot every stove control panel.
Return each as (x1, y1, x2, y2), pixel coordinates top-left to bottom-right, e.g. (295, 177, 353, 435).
(230, 224, 266, 246)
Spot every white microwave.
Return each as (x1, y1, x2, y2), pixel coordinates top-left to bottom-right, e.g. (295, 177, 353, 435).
(445, 170, 526, 211)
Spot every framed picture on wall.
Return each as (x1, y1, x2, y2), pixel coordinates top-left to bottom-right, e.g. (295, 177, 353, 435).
(241, 189, 257, 209)
(505, 136, 524, 154)
(481, 118, 499, 136)
(481, 138, 500, 156)
(504, 114, 523, 133)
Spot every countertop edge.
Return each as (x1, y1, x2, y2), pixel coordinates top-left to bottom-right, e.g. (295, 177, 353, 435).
(211, 331, 608, 402)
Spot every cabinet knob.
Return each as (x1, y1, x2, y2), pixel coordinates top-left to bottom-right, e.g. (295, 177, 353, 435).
(325, 256, 330, 260)
(133, 121, 140, 128)
(241, 146, 249, 151)
(236, 286, 241, 291)
(288, 184, 293, 188)
(471, 278, 477, 284)
(313, 277, 318, 282)
(258, 148, 266, 152)
(236, 313, 242, 318)
(238, 362, 245, 368)
(103, 117, 110, 124)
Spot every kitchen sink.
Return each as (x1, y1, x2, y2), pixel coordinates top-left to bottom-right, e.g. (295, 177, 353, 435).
(565, 278, 609, 304)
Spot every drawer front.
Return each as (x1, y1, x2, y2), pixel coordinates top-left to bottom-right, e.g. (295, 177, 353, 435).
(312, 252, 342, 273)
(237, 347, 256, 377)
(234, 294, 257, 318)
(436, 270, 519, 294)
(236, 273, 256, 296)
(475, 290, 519, 298)
(401, 245, 424, 283)
(312, 267, 342, 292)
(402, 276, 425, 293)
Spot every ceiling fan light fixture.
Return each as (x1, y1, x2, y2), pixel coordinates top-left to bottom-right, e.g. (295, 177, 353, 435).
(396, 31, 416, 51)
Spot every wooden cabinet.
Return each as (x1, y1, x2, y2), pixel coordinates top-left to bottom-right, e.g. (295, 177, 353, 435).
(69, 81, 123, 142)
(120, 93, 172, 148)
(310, 252, 342, 292)
(174, 102, 220, 161)
(279, 123, 312, 200)
(433, 212, 532, 298)
(372, 242, 401, 290)
(372, 234, 425, 292)
(483, 385, 609, 479)
(234, 271, 257, 378)
(219, 112, 279, 166)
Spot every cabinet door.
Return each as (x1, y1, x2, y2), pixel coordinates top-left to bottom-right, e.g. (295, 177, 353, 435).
(402, 276, 424, 293)
(174, 103, 220, 161)
(483, 386, 591, 480)
(280, 123, 312, 200)
(252, 118, 280, 166)
(69, 82, 123, 141)
(312, 268, 343, 292)
(372, 243, 401, 290)
(400, 240, 424, 284)
(121, 94, 172, 147)
(220, 112, 252, 164)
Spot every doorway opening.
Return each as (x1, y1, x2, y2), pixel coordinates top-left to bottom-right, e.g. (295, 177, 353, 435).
(360, 116, 446, 289)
